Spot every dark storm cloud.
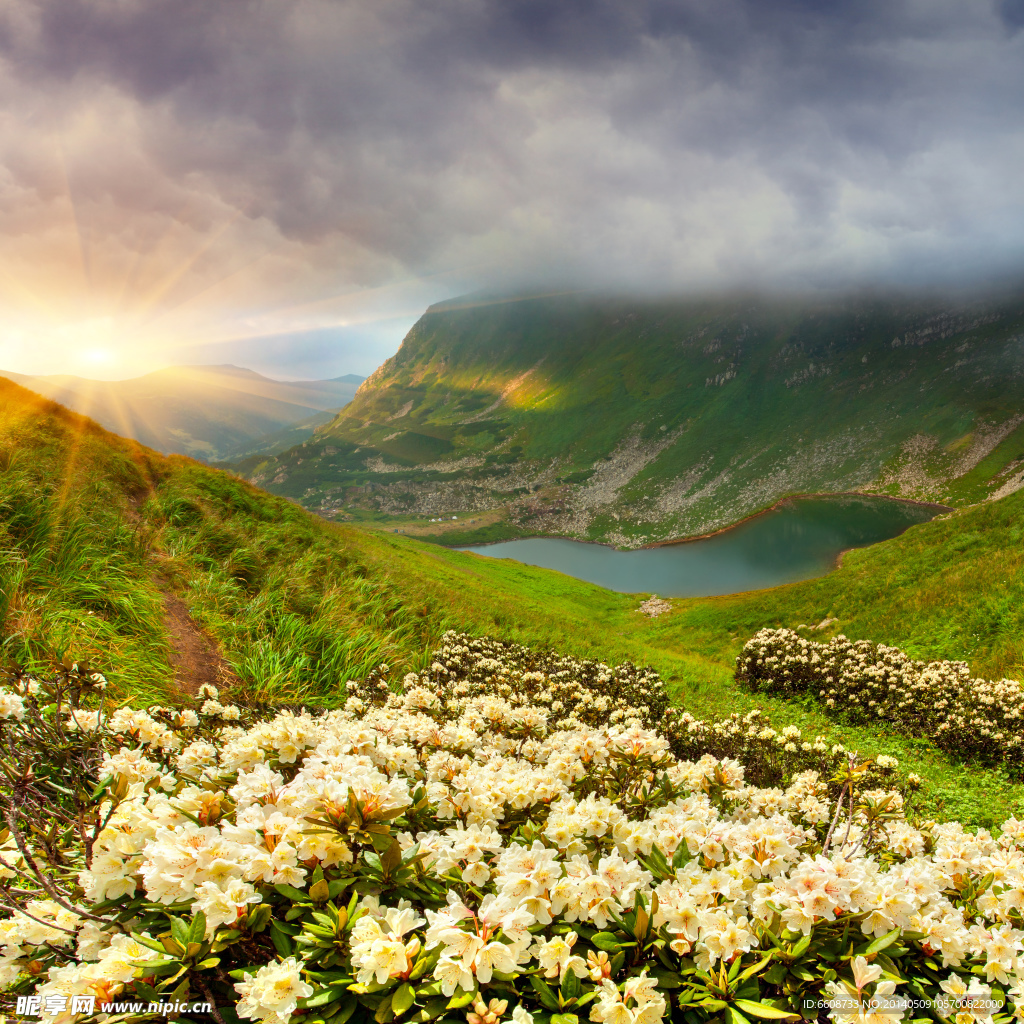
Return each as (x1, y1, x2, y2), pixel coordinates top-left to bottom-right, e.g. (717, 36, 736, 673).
(1, 0, 1023, 305)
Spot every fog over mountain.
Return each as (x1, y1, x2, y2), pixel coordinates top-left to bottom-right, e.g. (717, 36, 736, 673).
(1, 0, 1023, 381)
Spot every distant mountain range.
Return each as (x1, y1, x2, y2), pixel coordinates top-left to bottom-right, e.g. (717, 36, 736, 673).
(236, 292, 1024, 545)
(0, 364, 364, 461)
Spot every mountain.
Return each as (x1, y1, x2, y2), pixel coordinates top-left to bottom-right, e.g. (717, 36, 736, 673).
(0, 364, 364, 461)
(239, 292, 1024, 545)
(216, 408, 342, 462)
(2, 370, 1023, 824)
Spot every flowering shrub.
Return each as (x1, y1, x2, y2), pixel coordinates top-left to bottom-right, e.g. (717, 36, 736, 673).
(665, 709, 857, 791)
(736, 629, 1024, 768)
(1, 633, 1024, 1024)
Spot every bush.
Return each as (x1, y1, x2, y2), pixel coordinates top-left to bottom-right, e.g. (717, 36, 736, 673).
(0, 634, 1021, 1024)
(736, 628, 1024, 769)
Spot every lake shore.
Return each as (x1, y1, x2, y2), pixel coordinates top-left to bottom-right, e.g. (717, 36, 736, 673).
(641, 490, 953, 549)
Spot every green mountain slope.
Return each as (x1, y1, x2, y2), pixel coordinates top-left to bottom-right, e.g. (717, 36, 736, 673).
(3, 373, 1024, 822)
(242, 292, 1024, 544)
(0, 365, 364, 461)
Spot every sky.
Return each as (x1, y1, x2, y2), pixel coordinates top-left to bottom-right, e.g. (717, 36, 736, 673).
(0, 0, 1022, 381)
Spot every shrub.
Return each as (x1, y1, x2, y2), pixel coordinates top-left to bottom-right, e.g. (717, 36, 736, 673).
(736, 628, 1024, 769)
(0, 634, 1021, 1024)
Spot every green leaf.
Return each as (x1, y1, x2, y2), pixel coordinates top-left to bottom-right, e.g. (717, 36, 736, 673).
(309, 879, 332, 903)
(411, 998, 450, 1023)
(382, 839, 403, 877)
(247, 905, 273, 933)
(560, 970, 581, 1002)
(276, 883, 313, 903)
(733, 1001, 800, 1020)
(302, 986, 352, 1009)
(170, 917, 190, 948)
(551, 1016, 579, 1024)
(737, 959, 773, 984)
(270, 920, 296, 957)
(376, 993, 396, 1023)
(131, 932, 172, 955)
(874, 954, 906, 983)
(446, 990, 475, 1010)
(531, 977, 561, 1012)
(864, 929, 901, 956)
(651, 970, 683, 990)
(393, 984, 416, 1016)
(335, 995, 359, 1024)
(90, 775, 114, 801)
(188, 911, 207, 945)
(410, 949, 441, 982)
(591, 933, 622, 952)
(133, 982, 160, 1002)
(169, 978, 192, 1005)
(726, 1007, 752, 1024)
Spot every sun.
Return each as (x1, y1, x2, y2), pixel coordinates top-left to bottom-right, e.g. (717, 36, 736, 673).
(82, 348, 115, 365)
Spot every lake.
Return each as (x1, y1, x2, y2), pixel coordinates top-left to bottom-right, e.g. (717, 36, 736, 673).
(457, 495, 942, 597)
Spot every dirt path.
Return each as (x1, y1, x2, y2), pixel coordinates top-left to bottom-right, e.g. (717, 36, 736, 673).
(121, 486, 240, 697)
(161, 590, 238, 695)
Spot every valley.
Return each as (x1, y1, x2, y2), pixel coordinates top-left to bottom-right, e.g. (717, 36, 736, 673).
(0, 364, 364, 462)
(2, 373, 1023, 827)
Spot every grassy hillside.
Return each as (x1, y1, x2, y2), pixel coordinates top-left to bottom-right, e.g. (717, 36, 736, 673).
(0, 378, 434, 705)
(2, 374, 1023, 825)
(238, 291, 1024, 545)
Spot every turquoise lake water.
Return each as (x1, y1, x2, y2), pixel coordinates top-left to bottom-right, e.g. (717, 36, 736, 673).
(458, 495, 941, 597)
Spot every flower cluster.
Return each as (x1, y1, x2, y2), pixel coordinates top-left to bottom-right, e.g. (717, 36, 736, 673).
(346, 634, 669, 732)
(0, 634, 1023, 1024)
(736, 629, 1024, 768)
(661, 708, 859, 790)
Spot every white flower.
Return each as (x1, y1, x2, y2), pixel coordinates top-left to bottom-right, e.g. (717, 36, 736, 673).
(473, 940, 517, 983)
(434, 955, 475, 996)
(235, 957, 313, 1023)
(532, 931, 588, 981)
(852, 955, 882, 991)
(0, 691, 26, 720)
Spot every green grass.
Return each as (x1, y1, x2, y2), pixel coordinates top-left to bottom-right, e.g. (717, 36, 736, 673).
(2, 374, 1023, 827)
(0, 384, 173, 704)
